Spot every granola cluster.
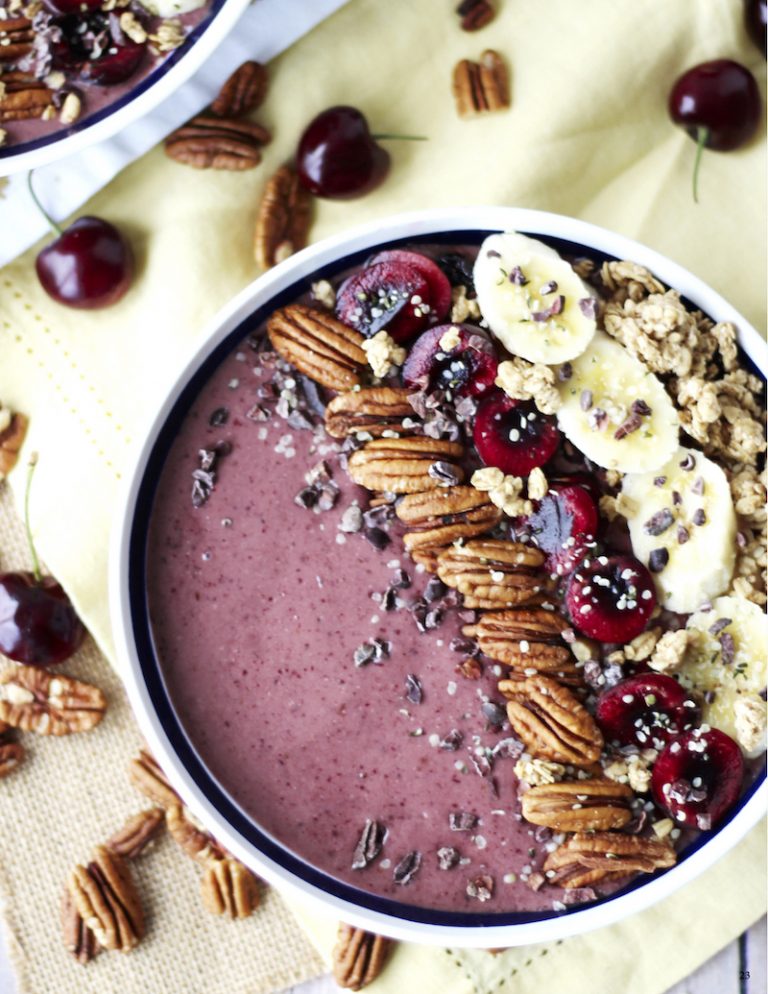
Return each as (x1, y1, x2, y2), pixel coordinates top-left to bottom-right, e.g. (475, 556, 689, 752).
(495, 356, 561, 415)
(470, 465, 532, 517)
(598, 259, 767, 603)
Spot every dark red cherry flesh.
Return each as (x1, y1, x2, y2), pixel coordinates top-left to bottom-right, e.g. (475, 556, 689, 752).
(402, 323, 498, 397)
(335, 260, 434, 343)
(43, 0, 101, 14)
(669, 60, 762, 200)
(523, 484, 598, 577)
(0, 571, 85, 667)
(652, 728, 744, 830)
(35, 216, 133, 310)
(369, 250, 452, 320)
(473, 390, 560, 476)
(297, 106, 390, 199)
(596, 673, 700, 749)
(565, 554, 656, 643)
(745, 0, 767, 57)
(80, 42, 146, 86)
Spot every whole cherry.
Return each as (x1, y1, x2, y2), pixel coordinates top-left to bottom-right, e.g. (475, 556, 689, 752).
(29, 173, 133, 309)
(745, 0, 767, 57)
(0, 456, 85, 667)
(668, 59, 762, 201)
(296, 106, 425, 199)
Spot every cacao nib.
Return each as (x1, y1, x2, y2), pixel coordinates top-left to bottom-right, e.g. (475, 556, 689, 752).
(351, 819, 387, 870)
(481, 701, 506, 727)
(393, 850, 422, 885)
(438, 729, 463, 751)
(578, 296, 597, 319)
(437, 846, 460, 870)
(708, 617, 732, 636)
(405, 673, 424, 705)
(449, 811, 478, 832)
(466, 875, 494, 901)
(209, 407, 229, 427)
(643, 509, 674, 536)
(719, 632, 736, 666)
(648, 548, 669, 573)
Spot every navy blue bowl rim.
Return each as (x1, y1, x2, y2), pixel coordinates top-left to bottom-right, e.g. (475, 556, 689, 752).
(130, 226, 767, 928)
(0, 0, 228, 159)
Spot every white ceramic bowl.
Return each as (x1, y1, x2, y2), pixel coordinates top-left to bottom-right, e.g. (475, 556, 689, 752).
(111, 207, 767, 948)
(0, 0, 250, 175)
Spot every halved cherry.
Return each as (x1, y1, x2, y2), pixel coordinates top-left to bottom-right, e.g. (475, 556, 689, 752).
(369, 250, 452, 321)
(565, 553, 656, 643)
(44, 0, 101, 12)
(81, 42, 146, 86)
(473, 390, 560, 476)
(402, 323, 498, 397)
(596, 673, 700, 749)
(652, 728, 744, 831)
(524, 484, 598, 576)
(335, 260, 435, 343)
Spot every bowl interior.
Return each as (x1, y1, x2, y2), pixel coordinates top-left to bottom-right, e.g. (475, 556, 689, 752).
(114, 209, 767, 947)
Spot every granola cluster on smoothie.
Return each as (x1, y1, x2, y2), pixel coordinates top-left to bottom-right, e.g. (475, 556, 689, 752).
(184, 233, 765, 910)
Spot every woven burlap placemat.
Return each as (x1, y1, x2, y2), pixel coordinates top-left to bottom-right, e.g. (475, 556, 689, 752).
(0, 484, 325, 994)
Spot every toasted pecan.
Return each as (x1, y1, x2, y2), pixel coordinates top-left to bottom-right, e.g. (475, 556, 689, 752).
(200, 856, 260, 918)
(106, 808, 165, 860)
(0, 664, 106, 736)
(332, 923, 394, 990)
(0, 412, 27, 477)
(499, 674, 603, 765)
(267, 304, 367, 391)
(464, 608, 581, 684)
(325, 386, 419, 439)
(543, 832, 676, 888)
(164, 115, 270, 169)
(128, 748, 180, 808)
(521, 778, 634, 832)
(68, 846, 145, 952)
(210, 60, 267, 118)
(347, 437, 464, 494)
(436, 539, 546, 609)
(397, 486, 502, 557)
(452, 49, 509, 118)
(0, 74, 54, 122)
(254, 164, 313, 269)
(0, 18, 34, 60)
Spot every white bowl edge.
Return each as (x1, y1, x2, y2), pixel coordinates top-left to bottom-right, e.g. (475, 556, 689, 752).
(0, 0, 251, 176)
(110, 206, 768, 948)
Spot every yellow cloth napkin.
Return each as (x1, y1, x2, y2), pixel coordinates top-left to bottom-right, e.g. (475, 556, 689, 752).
(0, 0, 765, 991)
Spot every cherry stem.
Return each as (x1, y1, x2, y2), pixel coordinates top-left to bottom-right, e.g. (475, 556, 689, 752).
(27, 171, 63, 238)
(371, 133, 428, 142)
(24, 454, 43, 584)
(692, 126, 708, 205)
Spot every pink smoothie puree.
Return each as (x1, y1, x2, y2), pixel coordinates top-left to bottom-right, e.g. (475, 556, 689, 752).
(145, 238, 766, 915)
(147, 349, 583, 913)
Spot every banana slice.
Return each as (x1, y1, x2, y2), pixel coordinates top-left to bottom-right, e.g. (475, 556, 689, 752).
(137, 0, 205, 17)
(621, 446, 736, 613)
(473, 232, 597, 364)
(554, 332, 679, 474)
(679, 596, 768, 756)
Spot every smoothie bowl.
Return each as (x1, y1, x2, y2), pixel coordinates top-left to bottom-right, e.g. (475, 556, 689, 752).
(112, 208, 767, 947)
(0, 0, 249, 173)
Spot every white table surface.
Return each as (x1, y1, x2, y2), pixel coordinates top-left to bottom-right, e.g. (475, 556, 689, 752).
(1, 915, 765, 993)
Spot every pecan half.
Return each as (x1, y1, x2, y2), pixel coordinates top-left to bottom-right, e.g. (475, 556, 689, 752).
(0, 732, 24, 777)
(166, 803, 226, 863)
(0, 20, 34, 62)
(456, 0, 494, 31)
(210, 60, 268, 118)
(200, 856, 260, 918)
(543, 832, 676, 888)
(106, 808, 165, 859)
(164, 115, 270, 169)
(332, 923, 394, 991)
(268, 304, 367, 391)
(498, 674, 603, 765)
(254, 165, 313, 269)
(0, 664, 106, 735)
(521, 778, 634, 831)
(68, 846, 145, 952)
(0, 411, 27, 477)
(0, 74, 54, 122)
(61, 887, 100, 965)
(397, 486, 503, 561)
(464, 608, 581, 684)
(452, 50, 509, 118)
(128, 747, 180, 808)
(325, 386, 419, 439)
(348, 437, 464, 494)
(436, 539, 546, 609)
